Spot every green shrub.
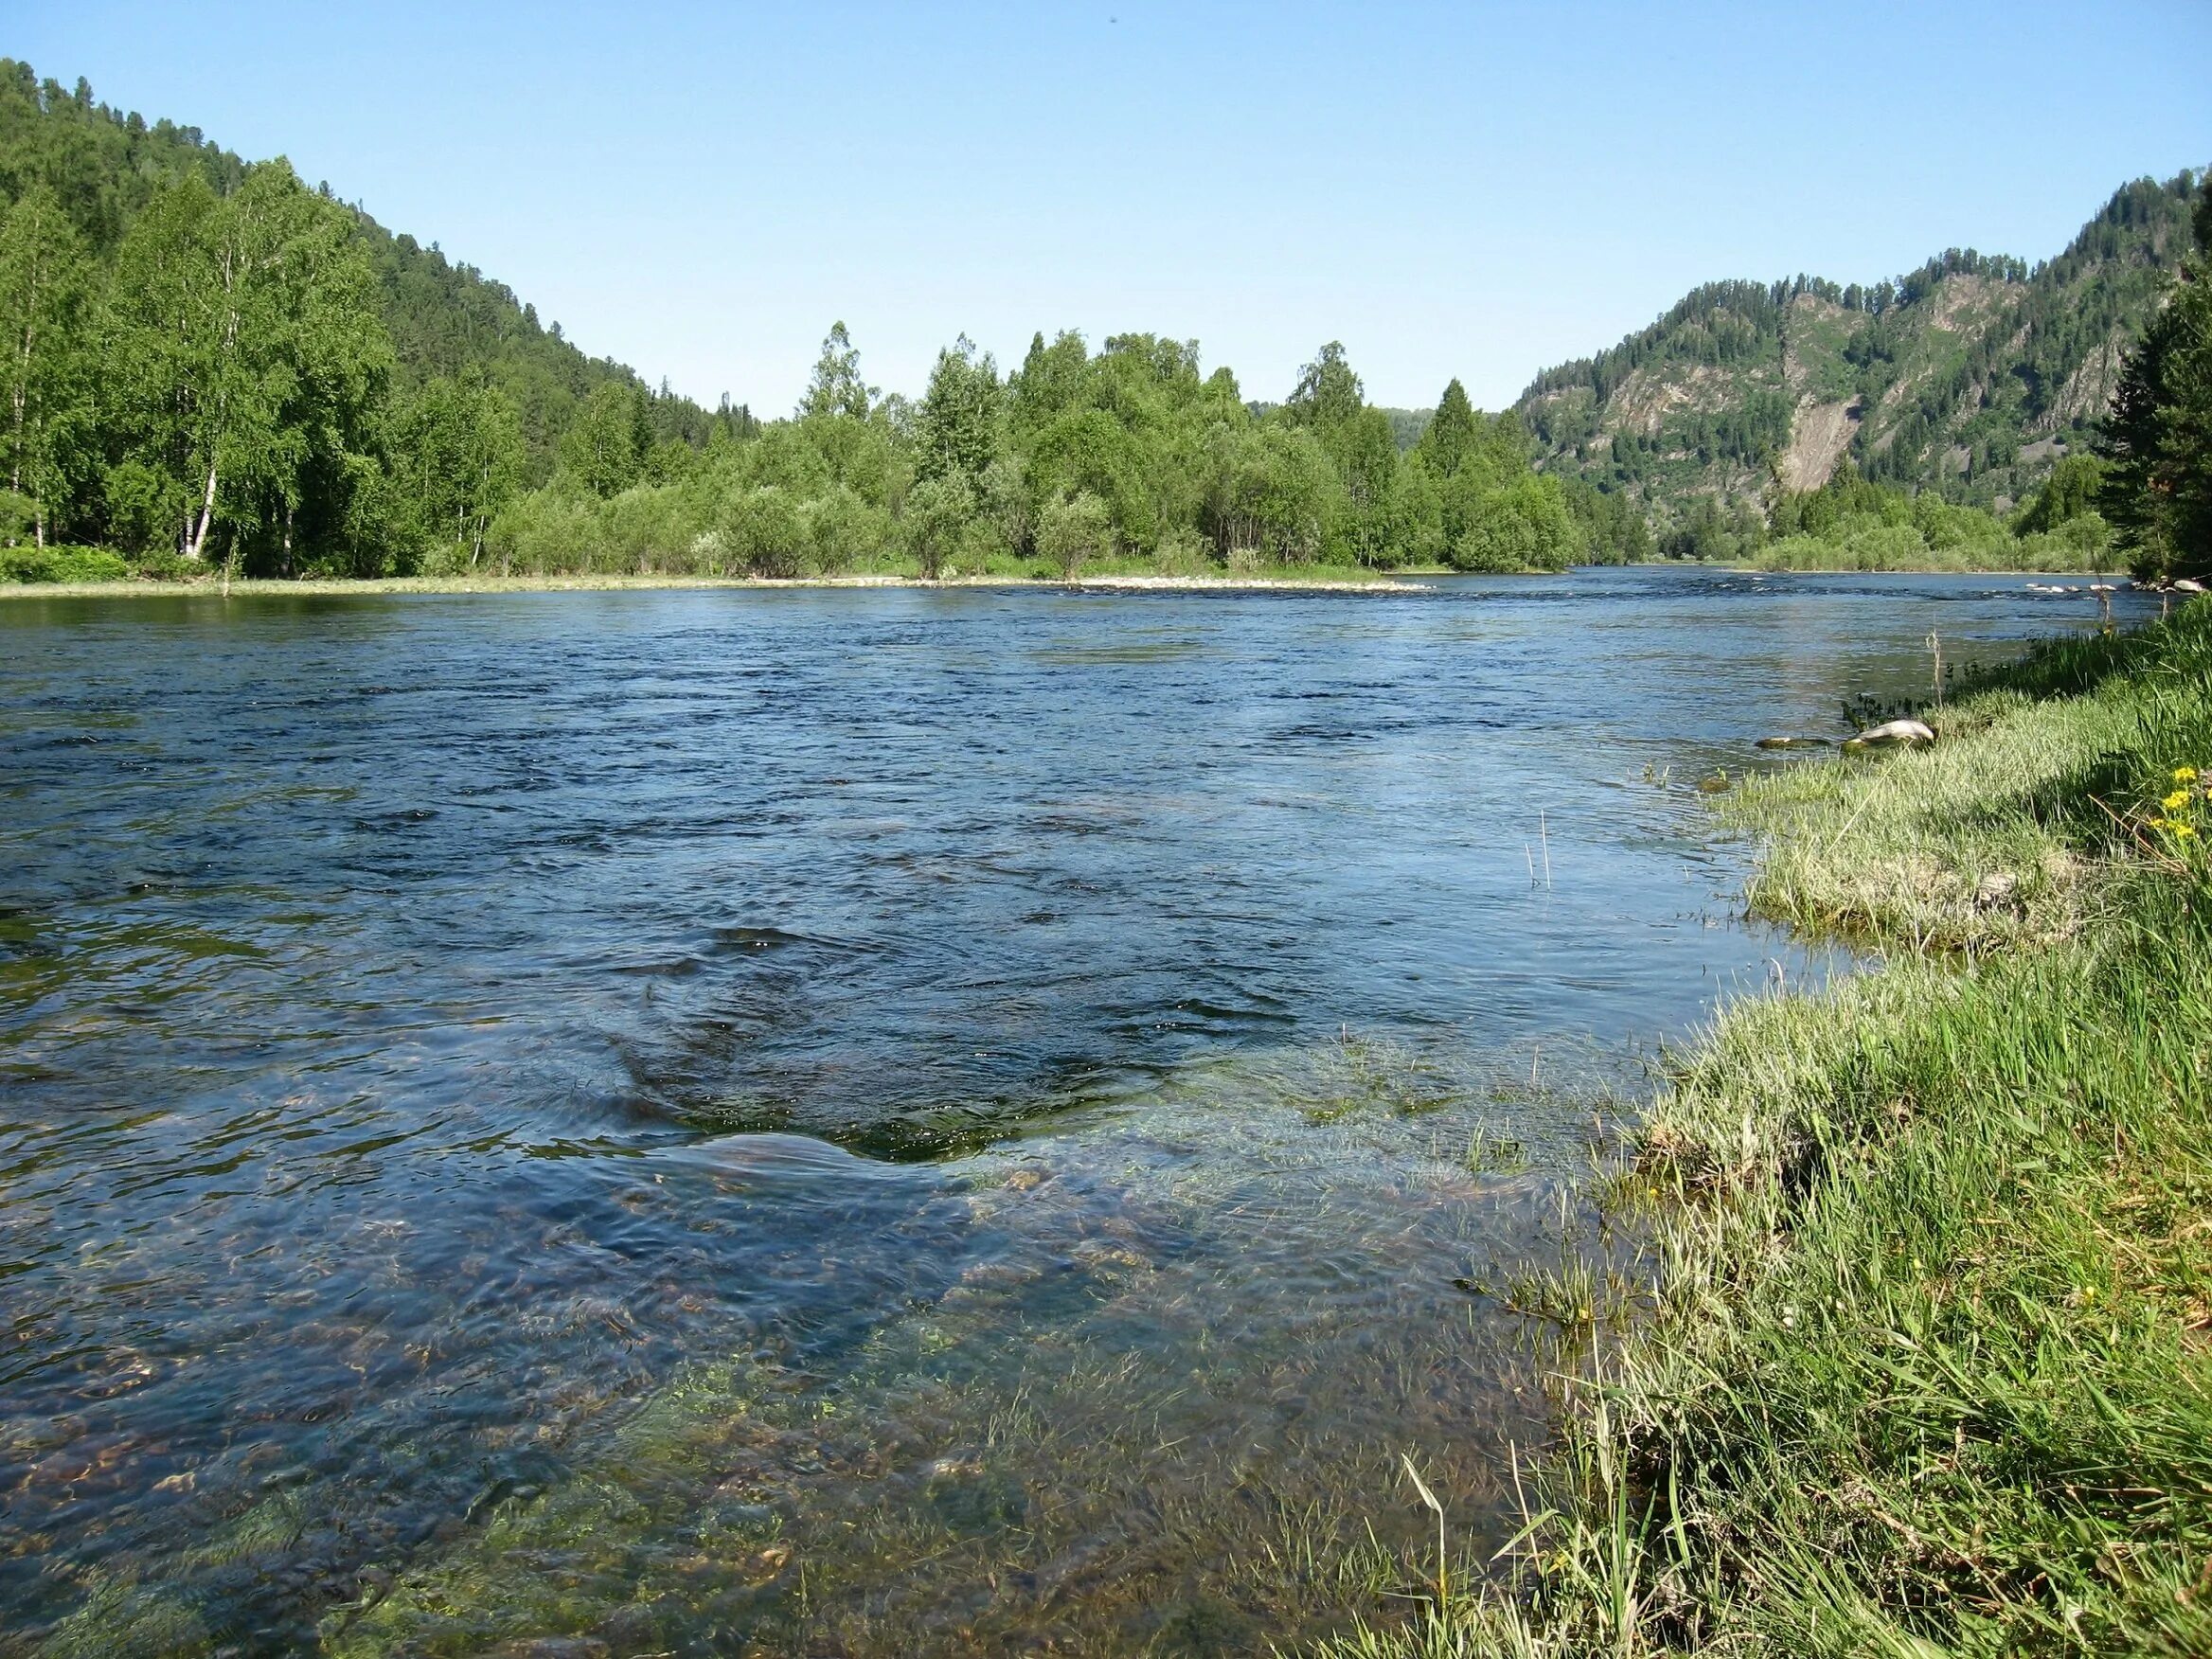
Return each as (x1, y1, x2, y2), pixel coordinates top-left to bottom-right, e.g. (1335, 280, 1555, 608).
(720, 486, 811, 578)
(0, 544, 131, 583)
(132, 548, 199, 582)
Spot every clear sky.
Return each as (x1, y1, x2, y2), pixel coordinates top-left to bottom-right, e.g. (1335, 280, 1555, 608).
(13, 2, 2209, 412)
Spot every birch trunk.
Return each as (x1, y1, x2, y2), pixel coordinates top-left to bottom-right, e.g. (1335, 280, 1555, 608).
(186, 458, 219, 561)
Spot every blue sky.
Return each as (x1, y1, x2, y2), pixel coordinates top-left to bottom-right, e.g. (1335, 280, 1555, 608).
(13, 2, 2209, 411)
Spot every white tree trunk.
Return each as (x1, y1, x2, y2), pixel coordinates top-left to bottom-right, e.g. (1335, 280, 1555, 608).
(186, 459, 219, 561)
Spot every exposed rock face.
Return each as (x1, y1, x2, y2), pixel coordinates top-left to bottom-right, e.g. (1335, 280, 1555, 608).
(1775, 398, 1862, 493)
(2046, 323, 2133, 430)
(1517, 172, 2201, 525)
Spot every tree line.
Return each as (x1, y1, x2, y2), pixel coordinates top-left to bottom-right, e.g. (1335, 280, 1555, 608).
(486, 331, 1615, 581)
(0, 62, 1619, 582)
(1522, 171, 2203, 526)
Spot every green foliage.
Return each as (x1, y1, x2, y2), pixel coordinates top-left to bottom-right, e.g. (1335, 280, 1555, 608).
(0, 57, 1634, 585)
(1339, 605, 2212, 1658)
(917, 335, 1001, 487)
(903, 472, 975, 580)
(1525, 170, 2205, 527)
(1658, 495, 1767, 563)
(2010, 450, 2104, 534)
(558, 381, 651, 497)
(1558, 476, 1650, 564)
(1417, 379, 1479, 477)
(393, 371, 524, 568)
(1287, 340, 1365, 430)
(1748, 461, 2114, 570)
(720, 484, 810, 578)
(2099, 179, 2212, 582)
(102, 160, 393, 570)
(0, 184, 92, 541)
(800, 320, 874, 420)
(1037, 489, 1112, 580)
(1446, 473, 1580, 573)
(0, 542, 125, 580)
(0, 57, 736, 570)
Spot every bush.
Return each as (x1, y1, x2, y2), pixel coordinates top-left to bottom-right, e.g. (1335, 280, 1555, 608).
(1151, 527, 1217, 577)
(0, 490, 36, 544)
(720, 486, 810, 578)
(133, 548, 199, 582)
(0, 544, 131, 583)
(1038, 491, 1114, 580)
(803, 485, 893, 574)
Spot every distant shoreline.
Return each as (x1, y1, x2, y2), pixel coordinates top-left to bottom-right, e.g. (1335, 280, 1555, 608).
(0, 571, 1444, 599)
(2, 564, 2133, 602)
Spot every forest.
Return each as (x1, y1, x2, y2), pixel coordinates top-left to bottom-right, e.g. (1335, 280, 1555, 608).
(2, 61, 2205, 587)
(1519, 169, 2208, 554)
(0, 63, 1594, 583)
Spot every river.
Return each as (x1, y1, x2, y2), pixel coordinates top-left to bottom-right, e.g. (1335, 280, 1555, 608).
(0, 567, 2145, 1655)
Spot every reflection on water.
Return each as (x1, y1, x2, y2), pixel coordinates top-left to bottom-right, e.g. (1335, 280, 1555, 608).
(0, 569, 2141, 1654)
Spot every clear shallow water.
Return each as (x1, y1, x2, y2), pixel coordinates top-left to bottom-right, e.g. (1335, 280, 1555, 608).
(0, 568, 2145, 1655)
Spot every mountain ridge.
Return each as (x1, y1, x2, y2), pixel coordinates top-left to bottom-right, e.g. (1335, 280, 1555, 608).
(1513, 169, 2203, 522)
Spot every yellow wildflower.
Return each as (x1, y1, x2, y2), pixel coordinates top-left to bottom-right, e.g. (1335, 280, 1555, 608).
(2176, 767, 2200, 782)
(2178, 824, 2199, 840)
(2164, 790, 2191, 812)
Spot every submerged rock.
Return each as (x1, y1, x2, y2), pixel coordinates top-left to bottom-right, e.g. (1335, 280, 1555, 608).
(1755, 736, 1833, 750)
(1844, 719, 1935, 751)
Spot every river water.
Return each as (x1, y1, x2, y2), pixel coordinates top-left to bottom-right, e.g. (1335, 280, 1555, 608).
(0, 568, 2141, 1656)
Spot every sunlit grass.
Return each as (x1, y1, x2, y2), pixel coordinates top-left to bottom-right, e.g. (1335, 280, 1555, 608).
(1321, 600, 2212, 1655)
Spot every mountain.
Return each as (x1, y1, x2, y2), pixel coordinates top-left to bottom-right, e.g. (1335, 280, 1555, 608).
(1515, 170, 2203, 522)
(0, 62, 722, 480)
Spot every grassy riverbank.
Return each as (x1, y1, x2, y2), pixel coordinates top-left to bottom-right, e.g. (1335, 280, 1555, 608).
(1340, 604, 2212, 1654)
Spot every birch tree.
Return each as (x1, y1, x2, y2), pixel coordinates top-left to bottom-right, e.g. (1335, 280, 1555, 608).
(0, 186, 92, 545)
(103, 160, 389, 563)
(397, 372, 525, 567)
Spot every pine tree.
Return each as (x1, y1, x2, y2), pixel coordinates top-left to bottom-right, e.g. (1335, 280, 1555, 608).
(2100, 183, 2212, 581)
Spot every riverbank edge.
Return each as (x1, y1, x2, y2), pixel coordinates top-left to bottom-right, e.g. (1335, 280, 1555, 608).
(1723, 562, 2127, 578)
(0, 570, 1446, 598)
(1329, 603, 2212, 1654)
(0, 562, 2135, 600)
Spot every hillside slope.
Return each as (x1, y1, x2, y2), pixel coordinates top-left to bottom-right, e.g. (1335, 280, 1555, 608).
(1517, 170, 2202, 522)
(0, 62, 720, 479)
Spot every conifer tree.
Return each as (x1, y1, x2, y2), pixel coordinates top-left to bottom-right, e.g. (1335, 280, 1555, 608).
(2100, 182, 2212, 581)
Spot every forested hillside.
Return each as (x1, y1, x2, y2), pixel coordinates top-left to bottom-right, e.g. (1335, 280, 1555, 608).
(1518, 171, 2203, 529)
(0, 62, 1590, 580)
(0, 63, 722, 486)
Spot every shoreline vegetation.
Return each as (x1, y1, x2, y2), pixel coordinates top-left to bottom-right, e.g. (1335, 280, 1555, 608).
(0, 565, 1446, 598)
(8, 65, 2182, 602)
(0, 560, 2141, 602)
(1336, 601, 2212, 1655)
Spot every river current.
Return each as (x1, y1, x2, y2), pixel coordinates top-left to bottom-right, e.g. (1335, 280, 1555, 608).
(0, 568, 2142, 1655)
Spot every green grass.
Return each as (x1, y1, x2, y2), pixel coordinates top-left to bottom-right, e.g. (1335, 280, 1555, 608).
(1323, 603, 2212, 1656)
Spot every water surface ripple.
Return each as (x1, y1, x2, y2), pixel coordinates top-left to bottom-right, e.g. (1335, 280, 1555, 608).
(0, 568, 2142, 1654)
